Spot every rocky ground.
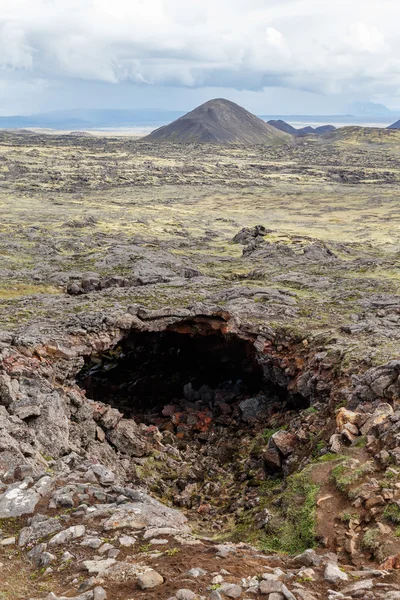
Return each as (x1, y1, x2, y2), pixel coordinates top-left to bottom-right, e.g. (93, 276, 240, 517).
(1, 132, 400, 599)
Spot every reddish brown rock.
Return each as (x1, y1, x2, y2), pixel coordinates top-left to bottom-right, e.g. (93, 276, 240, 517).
(270, 430, 297, 456)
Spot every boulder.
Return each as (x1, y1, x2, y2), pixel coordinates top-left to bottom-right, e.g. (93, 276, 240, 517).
(106, 420, 151, 457)
(0, 482, 40, 518)
(324, 561, 349, 584)
(0, 373, 19, 407)
(239, 396, 268, 424)
(361, 403, 394, 436)
(263, 446, 282, 470)
(103, 493, 187, 531)
(137, 570, 164, 589)
(270, 430, 297, 456)
(219, 583, 242, 598)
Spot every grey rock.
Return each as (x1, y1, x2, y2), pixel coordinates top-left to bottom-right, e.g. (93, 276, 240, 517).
(98, 542, 114, 554)
(40, 551, 56, 567)
(0, 373, 19, 407)
(187, 568, 207, 577)
(27, 543, 48, 567)
(176, 590, 197, 600)
(220, 583, 242, 598)
(28, 390, 70, 458)
(106, 419, 150, 457)
(137, 570, 164, 589)
(239, 396, 268, 424)
(118, 535, 136, 547)
(48, 525, 85, 546)
(361, 403, 393, 435)
(0, 536, 16, 546)
(103, 494, 187, 531)
(83, 558, 116, 575)
(44, 593, 94, 600)
(19, 516, 62, 547)
(324, 562, 348, 584)
(292, 549, 321, 567)
(51, 493, 74, 508)
(61, 551, 74, 562)
(90, 464, 115, 485)
(0, 482, 40, 517)
(81, 536, 103, 549)
(259, 580, 283, 594)
(93, 588, 107, 600)
(281, 585, 298, 600)
(341, 579, 374, 594)
(215, 544, 237, 558)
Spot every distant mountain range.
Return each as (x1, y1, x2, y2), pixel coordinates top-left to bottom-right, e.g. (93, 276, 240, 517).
(0, 109, 184, 130)
(267, 120, 336, 137)
(1, 105, 400, 131)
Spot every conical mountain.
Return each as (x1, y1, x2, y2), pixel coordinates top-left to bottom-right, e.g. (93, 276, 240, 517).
(145, 98, 292, 144)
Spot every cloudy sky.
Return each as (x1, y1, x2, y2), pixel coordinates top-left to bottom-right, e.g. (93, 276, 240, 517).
(0, 0, 399, 115)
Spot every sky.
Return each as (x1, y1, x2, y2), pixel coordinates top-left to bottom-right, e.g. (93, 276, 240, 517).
(0, 0, 400, 116)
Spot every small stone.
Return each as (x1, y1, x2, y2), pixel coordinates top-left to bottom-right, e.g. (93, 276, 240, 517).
(220, 583, 242, 598)
(176, 590, 197, 600)
(83, 558, 116, 575)
(259, 580, 283, 594)
(40, 552, 56, 567)
(212, 575, 224, 584)
(292, 549, 321, 567)
(98, 543, 114, 555)
(70, 525, 86, 538)
(81, 537, 102, 549)
(61, 551, 74, 562)
(119, 535, 136, 548)
(54, 493, 74, 508)
(0, 536, 16, 546)
(297, 567, 314, 580)
(281, 585, 298, 600)
(93, 586, 107, 600)
(341, 579, 373, 594)
(137, 570, 164, 590)
(324, 562, 349, 584)
(270, 430, 297, 456)
(78, 576, 96, 592)
(187, 568, 207, 577)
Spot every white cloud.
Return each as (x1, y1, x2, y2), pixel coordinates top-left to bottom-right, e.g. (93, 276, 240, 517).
(0, 0, 399, 102)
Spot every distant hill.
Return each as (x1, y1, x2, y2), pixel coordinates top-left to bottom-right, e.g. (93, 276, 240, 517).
(348, 101, 395, 117)
(387, 120, 400, 129)
(267, 119, 298, 135)
(322, 126, 400, 144)
(0, 109, 184, 130)
(314, 125, 337, 134)
(268, 119, 336, 137)
(145, 99, 292, 144)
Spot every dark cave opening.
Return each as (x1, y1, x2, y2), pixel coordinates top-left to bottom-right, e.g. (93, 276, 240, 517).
(77, 322, 309, 433)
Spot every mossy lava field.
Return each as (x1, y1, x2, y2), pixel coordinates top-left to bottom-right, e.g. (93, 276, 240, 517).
(1, 130, 400, 599)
